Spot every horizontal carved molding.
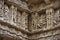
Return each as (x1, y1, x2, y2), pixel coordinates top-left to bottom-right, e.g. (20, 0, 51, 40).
(0, 19, 30, 34)
(31, 23, 60, 34)
(0, 18, 60, 34)
(0, 27, 60, 40)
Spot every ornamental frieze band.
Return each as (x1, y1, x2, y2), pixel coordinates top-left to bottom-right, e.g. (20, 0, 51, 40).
(0, 0, 60, 40)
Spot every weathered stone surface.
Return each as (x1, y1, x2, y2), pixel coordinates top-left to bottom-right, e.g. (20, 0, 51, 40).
(0, 1, 4, 20)
(0, 0, 60, 40)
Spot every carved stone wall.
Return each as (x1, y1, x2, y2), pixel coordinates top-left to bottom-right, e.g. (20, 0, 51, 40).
(0, 0, 60, 40)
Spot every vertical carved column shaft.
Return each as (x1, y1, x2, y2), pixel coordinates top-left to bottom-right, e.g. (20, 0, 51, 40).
(46, 8, 54, 28)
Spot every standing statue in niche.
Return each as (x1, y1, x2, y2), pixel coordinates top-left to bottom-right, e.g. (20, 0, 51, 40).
(31, 13, 46, 31)
(11, 6, 17, 23)
(4, 5, 10, 22)
(10, 5, 17, 25)
(46, 8, 54, 29)
(0, 1, 4, 20)
(38, 14, 46, 29)
(16, 11, 21, 27)
(31, 13, 39, 31)
(16, 12, 28, 30)
(53, 10, 60, 26)
(21, 12, 28, 30)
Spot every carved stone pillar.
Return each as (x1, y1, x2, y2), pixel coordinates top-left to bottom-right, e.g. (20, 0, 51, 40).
(46, 8, 54, 29)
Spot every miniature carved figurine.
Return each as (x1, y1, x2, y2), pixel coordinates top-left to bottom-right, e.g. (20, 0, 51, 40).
(46, 8, 54, 29)
(4, 5, 9, 22)
(10, 5, 17, 25)
(0, 1, 4, 20)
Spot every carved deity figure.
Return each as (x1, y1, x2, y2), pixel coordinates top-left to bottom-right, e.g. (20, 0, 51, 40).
(0, 1, 4, 20)
(46, 8, 54, 29)
(4, 5, 9, 22)
(21, 12, 28, 30)
(16, 11, 21, 27)
(53, 10, 60, 26)
(10, 5, 17, 25)
(31, 13, 46, 31)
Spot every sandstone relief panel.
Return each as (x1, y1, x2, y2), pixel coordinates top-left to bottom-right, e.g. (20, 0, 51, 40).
(0, 2, 28, 31)
(0, 0, 59, 32)
(0, 0, 60, 40)
(16, 11, 28, 30)
(31, 12, 47, 31)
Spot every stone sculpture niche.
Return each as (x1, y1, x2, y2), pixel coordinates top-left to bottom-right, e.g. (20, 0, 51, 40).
(10, 5, 17, 25)
(46, 8, 54, 29)
(53, 9, 60, 26)
(16, 11, 28, 30)
(4, 5, 10, 22)
(31, 12, 46, 31)
(0, 1, 4, 20)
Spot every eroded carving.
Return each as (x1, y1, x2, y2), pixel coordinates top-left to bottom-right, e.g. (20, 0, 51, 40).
(0, 0, 60, 40)
(53, 9, 60, 26)
(46, 8, 54, 29)
(4, 5, 10, 22)
(31, 12, 46, 31)
(21, 12, 28, 30)
(0, 1, 4, 20)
